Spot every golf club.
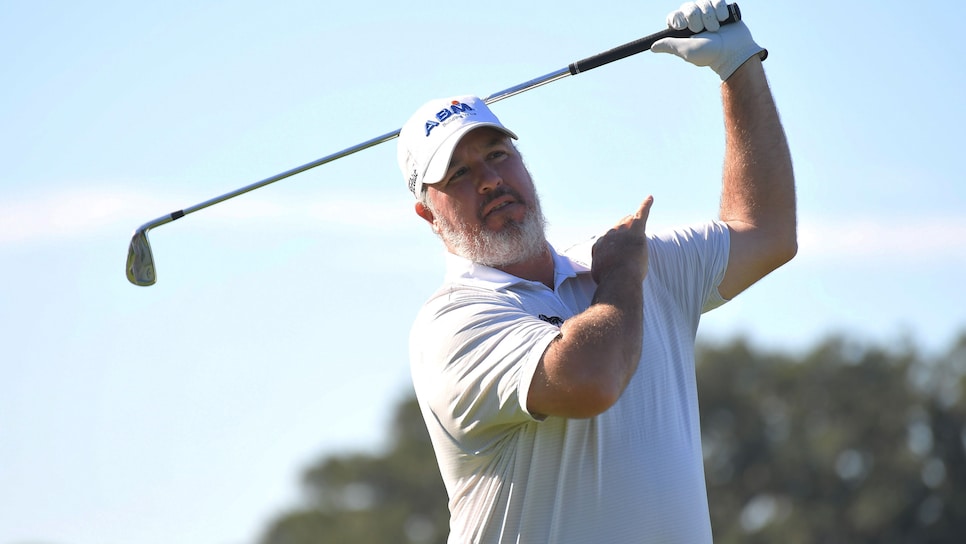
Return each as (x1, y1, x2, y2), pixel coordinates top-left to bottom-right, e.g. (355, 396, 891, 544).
(127, 3, 744, 286)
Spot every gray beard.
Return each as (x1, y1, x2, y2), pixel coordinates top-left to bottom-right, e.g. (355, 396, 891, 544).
(434, 198, 548, 268)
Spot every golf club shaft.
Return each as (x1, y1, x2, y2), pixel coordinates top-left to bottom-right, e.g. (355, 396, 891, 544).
(127, 4, 742, 285)
(137, 4, 741, 233)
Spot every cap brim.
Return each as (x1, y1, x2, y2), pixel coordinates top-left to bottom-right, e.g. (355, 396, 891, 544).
(421, 123, 518, 189)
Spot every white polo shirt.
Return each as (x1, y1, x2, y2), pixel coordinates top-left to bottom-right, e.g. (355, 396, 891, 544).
(410, 221, 730, 544)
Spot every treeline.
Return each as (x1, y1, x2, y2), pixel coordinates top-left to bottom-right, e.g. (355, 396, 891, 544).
(259, 333, 966, 544)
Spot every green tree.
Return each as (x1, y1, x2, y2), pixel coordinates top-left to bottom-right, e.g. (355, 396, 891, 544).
(258, 397, 448, 544)
(699, 334, 966, 543)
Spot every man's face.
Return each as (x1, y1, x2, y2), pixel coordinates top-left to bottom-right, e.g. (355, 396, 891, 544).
(419, 127, 547, 267)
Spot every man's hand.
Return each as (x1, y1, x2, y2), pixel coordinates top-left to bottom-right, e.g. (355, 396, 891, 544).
(651, 0, 766, 81)
(591, 197, 653, 285)
(590, 196, 654, 285)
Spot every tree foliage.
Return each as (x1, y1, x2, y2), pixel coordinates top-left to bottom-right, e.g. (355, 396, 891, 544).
(699, 334, 966, 543)
(258, 397, 449, 544)
(259, 333, 966, 543)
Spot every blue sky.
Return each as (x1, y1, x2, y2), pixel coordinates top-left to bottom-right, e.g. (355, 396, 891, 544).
(2, 1, 964, 543)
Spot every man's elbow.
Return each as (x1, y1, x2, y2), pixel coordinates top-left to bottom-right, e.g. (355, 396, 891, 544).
(529, 372, 626, 420)
(757, 218, 798, 272)
(568, 380, 624, 418)
(775, 224, 798, 267)
(770, 228, 798, 269)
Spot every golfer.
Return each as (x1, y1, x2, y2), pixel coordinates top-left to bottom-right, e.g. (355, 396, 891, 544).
(398, 1, 796, 541)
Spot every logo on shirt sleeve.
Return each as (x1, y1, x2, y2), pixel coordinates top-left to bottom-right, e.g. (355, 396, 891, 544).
(538, 314, 564, 326)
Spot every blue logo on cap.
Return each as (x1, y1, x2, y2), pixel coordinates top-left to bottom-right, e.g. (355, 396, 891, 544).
(424, 101, 475, 137)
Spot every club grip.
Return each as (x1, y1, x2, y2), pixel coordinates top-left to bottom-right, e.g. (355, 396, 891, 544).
(569, 3, 741, 75)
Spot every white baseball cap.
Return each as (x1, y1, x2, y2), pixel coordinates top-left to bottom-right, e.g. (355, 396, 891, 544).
(397, 95, 517, 198)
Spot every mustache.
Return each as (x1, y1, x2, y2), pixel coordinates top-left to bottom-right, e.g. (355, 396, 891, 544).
(477, 186, 525, 220)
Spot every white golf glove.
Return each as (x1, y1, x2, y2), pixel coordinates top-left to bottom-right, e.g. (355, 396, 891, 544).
(651, 0, 767, 81)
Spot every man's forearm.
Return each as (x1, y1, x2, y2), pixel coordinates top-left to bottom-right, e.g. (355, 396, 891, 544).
(533, 270, 644, 419)
(526, 198, 651, 419)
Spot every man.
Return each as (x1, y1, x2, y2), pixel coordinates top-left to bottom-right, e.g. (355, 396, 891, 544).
(397, 1, 796, 542)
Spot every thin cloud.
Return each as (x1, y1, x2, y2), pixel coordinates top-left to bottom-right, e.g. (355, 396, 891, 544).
(0, 189, 149, 245)
(0, 187, 415, 245)
(4, 189, 964, 264)
(797, 215, 966, 261)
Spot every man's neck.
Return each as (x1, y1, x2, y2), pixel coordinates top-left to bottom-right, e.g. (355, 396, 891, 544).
(496, 245, 555, 290)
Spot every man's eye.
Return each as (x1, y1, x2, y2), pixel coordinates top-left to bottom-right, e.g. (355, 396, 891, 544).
(448, 167, 468, 183)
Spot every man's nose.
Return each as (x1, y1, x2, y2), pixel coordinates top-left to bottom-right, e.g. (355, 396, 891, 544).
(476, 164, 503, 193)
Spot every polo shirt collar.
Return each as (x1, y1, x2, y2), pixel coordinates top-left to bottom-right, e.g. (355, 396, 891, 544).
(443, 244, 591, 291)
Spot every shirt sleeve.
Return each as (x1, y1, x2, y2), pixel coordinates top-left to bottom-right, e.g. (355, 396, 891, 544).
(410, 286, 561, 456)
(647, 220, 731, 317)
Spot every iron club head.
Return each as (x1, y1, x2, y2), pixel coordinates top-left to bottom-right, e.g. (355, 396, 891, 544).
(126, 228, 157, 286)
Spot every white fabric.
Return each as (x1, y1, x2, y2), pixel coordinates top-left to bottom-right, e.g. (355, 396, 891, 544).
(409, 221, 731, 544)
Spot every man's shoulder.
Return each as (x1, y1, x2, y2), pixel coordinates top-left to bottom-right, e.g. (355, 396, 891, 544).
(414, 282, 520, 324)
(426, 281, 507, 304)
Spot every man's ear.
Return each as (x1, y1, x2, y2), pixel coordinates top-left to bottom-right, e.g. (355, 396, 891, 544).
(414, 201, 437, 232)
